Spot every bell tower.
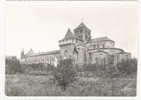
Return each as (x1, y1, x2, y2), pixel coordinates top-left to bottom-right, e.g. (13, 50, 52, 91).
(74, 22, 91, 43)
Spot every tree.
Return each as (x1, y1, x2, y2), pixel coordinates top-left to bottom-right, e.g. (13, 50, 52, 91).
(53, 58, 77, 91)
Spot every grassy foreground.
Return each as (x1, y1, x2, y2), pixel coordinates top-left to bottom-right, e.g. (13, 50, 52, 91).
(5, 74, 136, 96)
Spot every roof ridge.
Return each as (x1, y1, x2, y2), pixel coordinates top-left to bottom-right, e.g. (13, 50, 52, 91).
(27, 50, 60, 57)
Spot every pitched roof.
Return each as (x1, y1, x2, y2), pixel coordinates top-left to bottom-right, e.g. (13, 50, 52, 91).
(74, 22, 91, 32)
(91, 36, 114, 42)
(78, 22, 86, 27)
(38, 50, 60, 56)
(25, 50, 60, 57)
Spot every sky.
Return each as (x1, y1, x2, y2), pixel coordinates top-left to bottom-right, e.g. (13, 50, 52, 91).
(5, 2, 139, 58)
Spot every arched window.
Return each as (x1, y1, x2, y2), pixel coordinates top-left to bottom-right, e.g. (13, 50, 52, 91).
(89, 52, 92, 61)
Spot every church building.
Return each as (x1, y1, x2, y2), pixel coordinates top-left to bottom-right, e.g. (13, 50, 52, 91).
(20, 22, 131, 66)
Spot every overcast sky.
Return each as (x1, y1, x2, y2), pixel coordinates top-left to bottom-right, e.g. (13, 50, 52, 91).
(5, 2, 139, 58)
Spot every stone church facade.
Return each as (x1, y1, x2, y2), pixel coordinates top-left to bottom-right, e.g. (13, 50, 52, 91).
(20, 22, 131, 66)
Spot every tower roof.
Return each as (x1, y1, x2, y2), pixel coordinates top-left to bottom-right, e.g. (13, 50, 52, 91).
(78, 22, 86, 27)
(74, 22, 91, 32)
(64, 28, 75, 39)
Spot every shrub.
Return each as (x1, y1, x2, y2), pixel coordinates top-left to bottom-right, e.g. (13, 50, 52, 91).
(83, 64, 97, 71)
(5, 58, 23, 74)
(27, 63, 45, 71)
(105, 65, 119, 78)
(117, 58, 137, 75)
(53, 58, 77, 91)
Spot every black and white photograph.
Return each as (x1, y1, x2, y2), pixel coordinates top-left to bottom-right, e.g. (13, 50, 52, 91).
(4, 1, 139, 97)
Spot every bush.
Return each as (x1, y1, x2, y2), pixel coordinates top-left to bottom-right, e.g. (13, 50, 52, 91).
(83, 64, 97, 71)
(117, 58, 137, 75)
(81, 58, 137, 78)
(27, 63, 45, 71)
(105, 65, 119, 78)
(53, 58, 77, 91)
(83, 64, 108, 77)
(5, 58, 23, 74)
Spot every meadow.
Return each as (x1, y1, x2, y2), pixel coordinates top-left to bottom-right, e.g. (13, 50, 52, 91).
(5, 74, 136, 96)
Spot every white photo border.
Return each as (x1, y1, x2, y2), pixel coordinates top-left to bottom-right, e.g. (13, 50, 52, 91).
(0, 0, 140, 100)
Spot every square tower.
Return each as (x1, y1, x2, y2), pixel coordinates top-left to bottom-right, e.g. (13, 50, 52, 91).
(59, 29, 77, 60)
(74, 22, 91, 43)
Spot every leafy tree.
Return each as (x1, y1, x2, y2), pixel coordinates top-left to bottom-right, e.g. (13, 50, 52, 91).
(53, 58, 77, 91)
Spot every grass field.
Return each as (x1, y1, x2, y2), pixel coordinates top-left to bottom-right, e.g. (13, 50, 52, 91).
(5, 74, 136, 96)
